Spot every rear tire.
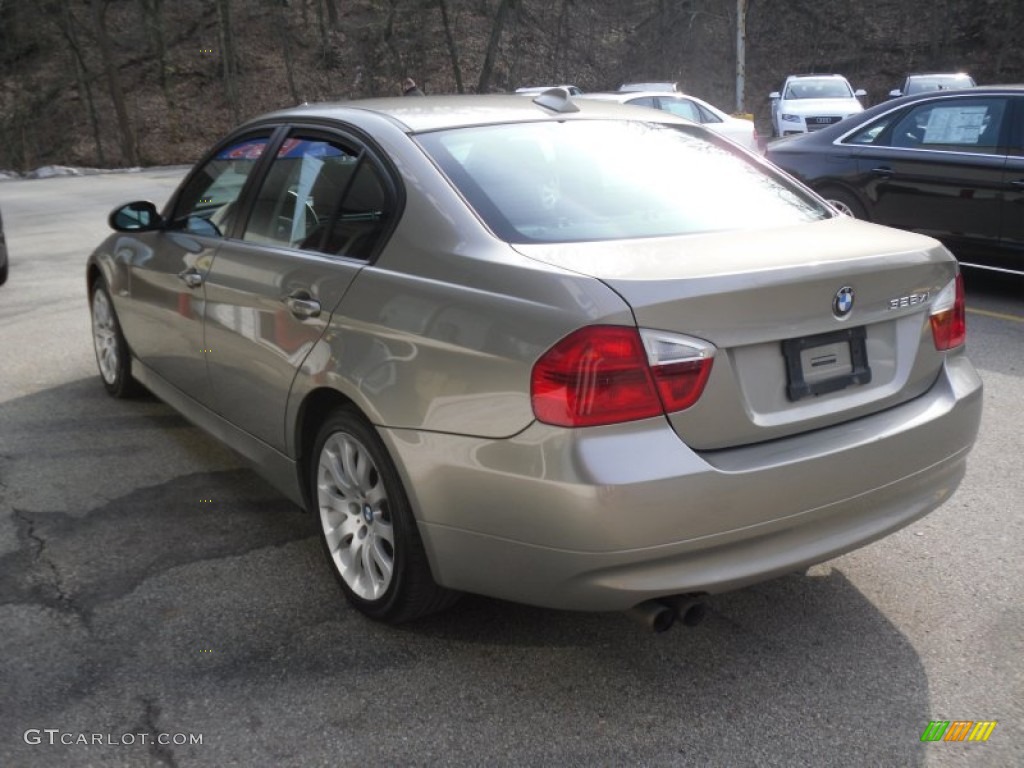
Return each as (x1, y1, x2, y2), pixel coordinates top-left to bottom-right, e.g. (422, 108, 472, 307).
(90, 278, 142, 398)
(820, 187, 868, 220)
(311, 408, 459, 623)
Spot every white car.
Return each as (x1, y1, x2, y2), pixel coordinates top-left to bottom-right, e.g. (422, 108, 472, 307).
(769, 74, 866, 137)
(581, 91, 760, 152)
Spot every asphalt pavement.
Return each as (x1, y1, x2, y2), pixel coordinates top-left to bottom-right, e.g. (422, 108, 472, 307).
(0, 170, 1021, 767)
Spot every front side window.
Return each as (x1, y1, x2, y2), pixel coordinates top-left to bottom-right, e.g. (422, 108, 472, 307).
(417, 120, 828, 244)
(173, 137, 270, 237)
(242, 136, 391, 259)
(889, 98, 1007, 152)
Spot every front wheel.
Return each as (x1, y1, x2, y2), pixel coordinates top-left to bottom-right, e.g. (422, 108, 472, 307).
(90, 279, 142, 398)
(311, 408, 458, 623)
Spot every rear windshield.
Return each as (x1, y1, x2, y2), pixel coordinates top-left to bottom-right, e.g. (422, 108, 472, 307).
(416, 121, 828, 244)
(905, 75, 975, 95)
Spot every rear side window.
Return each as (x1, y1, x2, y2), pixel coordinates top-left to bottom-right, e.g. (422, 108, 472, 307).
(658, 98, 701, 122)
(888, 98, 1007, 152)
(417, 120, 827, 244)
(242, 136, 391, 259)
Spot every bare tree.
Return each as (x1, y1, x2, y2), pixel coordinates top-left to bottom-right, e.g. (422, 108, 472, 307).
(477, 0, 515, 93)
(216, 0, 240, 121)
(91, 0, 139, 166)
(438, 0, 465, 93)
(273, 0, 301, 103)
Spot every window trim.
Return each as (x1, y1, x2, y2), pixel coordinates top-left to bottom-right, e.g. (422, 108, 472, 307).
(165, 127, 286, 236)
(229, 124, 402, 263)
(836, 93, 1013, 159)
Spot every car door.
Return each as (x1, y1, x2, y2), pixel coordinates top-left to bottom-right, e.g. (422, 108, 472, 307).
(119, 133, 276, 403)
(202, 131, 397, 451)
(855, 95, 1010, 254)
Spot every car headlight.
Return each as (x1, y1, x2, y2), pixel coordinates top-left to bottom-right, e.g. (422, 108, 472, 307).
(781, 113, 801, 123)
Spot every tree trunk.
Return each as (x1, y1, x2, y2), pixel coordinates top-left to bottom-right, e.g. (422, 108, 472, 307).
(216, 0, 240, 121)
(274, 1, 300, 103)
(58, 0, 106, 166)
(438, 0, 465, 93)
(91, 0, 139, 166)
(324, 0, 339, 30)
(477, 0, 515, 93)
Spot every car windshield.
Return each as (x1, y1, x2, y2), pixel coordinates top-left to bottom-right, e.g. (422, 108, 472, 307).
(416, 121, 827, 244)
(784, 79, 854, 99)
(905, 75, 975, 94)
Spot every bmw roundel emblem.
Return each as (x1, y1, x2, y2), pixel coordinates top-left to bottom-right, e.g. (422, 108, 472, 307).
(833, 286, 855, 318)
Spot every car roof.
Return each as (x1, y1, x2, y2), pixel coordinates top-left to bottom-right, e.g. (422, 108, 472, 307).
(246, 94, 691, 134)
(785, 74, 849, 80)
(584, 90, 679, 99)
(904, 72, 973, 79)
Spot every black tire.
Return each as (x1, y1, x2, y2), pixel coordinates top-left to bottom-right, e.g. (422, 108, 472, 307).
(0, 258, 7, 286)
(89, 278, 142, 398)
(310, 407, 459, 623)
(820, 186, 868, 220)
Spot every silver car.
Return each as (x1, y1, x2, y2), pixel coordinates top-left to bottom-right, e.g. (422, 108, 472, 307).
(87, 93, 982, 628)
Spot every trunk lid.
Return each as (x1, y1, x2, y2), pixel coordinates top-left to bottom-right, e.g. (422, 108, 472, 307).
(515, 217, 957, 449)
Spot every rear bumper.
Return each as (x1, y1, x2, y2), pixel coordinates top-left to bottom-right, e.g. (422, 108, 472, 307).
(381, 354, 982, 611)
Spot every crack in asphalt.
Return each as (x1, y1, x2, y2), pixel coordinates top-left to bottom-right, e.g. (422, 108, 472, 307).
(138, 697, 179, 768)
(0, 471, 314, 617)
(10, 506, 86, 622)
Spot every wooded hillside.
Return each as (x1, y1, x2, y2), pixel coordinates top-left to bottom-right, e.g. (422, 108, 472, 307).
(1, 0, 1021, 171)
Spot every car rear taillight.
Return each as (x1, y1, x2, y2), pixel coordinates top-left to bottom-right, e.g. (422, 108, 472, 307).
(929, 274, 966, 351)
(531, 326, 715, 428)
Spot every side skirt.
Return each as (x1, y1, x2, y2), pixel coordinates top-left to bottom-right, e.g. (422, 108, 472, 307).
(132, 360, 305, 508)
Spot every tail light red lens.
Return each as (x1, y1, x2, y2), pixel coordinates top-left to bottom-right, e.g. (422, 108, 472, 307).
(531, 326, 715, 428)
(929, 274, 966, 351)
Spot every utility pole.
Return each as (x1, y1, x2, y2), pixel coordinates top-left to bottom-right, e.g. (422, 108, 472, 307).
(736, 0, 747, 114)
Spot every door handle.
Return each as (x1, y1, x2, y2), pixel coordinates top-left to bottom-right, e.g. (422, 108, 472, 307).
(177, 267, 203, 289)
(870, 167, 894, 177)
(283, 291, 321, 319)
(1011, 179, 1024, 188)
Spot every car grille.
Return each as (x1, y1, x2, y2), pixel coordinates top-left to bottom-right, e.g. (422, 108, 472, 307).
(806, 116, 842, 131)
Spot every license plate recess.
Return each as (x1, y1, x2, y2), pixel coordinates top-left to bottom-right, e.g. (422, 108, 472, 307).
(782, 326, 871, 402)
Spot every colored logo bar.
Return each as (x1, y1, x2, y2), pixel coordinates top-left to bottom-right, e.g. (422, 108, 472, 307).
(921, 720, 997, 742)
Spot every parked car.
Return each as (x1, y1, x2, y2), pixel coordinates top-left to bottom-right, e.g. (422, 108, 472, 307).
(619, 81, 679, 92)
(765, 85, 1024, 275)
(516, 85, 583, 96)
(582, 90, 760, 152)
(0, 206, 8, 286)
(890, 72, 975, 99)
(87, 92, 982, 629)
(770, 74, 866, 137)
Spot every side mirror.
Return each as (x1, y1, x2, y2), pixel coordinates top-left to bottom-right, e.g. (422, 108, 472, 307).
(854, 89, 867, 98)
(109, 201, 163, 232)
(889, 89, 902, 98)
(769, 91, 781, 100)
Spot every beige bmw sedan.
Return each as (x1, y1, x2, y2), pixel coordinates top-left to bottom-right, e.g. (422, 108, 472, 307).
(87, 91, 982, 629)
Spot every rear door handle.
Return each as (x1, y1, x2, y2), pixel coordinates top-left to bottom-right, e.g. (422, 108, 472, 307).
(871, 167, 894, 177)
(283, 291, 321, 319)
(1011, 179, 1024, 188)
(177, 267, 203, 289)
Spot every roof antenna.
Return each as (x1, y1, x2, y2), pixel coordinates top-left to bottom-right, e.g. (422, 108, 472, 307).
(533, 87, 580, 114)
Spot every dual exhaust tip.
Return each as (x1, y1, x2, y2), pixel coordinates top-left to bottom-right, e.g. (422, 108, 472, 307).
(628, 595, 708, 633)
